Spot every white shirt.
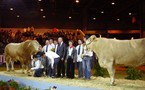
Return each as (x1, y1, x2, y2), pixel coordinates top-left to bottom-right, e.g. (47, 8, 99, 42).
(55, 42, 63, 52)
(42, 45, 51, 53)
(68, 47, 73, 56)
(45, 51, 60, 68)
(59, 42, 63, 47)
(76, 45, 84, 62)
(49, 43, 55, 50)
(31, 59, 44, 70)
(84, 49, 93, 57)
(55, 44, 58, 53)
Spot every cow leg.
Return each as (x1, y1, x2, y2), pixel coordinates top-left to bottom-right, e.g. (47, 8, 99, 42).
(21, 60, 25, 73)
(6, 57, 10, 72)
(11, 59, 15, 71)
(107, 62, 115, 85)
(26, 61, 30, 73)
(21, 64, 25, 74)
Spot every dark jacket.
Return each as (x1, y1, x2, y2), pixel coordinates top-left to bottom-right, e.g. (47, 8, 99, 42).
(56, 42, 67, 59)
(66, 47, 77, 62)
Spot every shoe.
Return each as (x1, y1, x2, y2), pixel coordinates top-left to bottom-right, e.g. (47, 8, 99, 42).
(56, 76, 60, 78)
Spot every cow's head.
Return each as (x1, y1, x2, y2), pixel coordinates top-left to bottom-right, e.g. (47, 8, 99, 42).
(25, 40, 41, 55)
(84, 35, 97, 50)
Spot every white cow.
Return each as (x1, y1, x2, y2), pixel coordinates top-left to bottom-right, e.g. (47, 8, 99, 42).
(85, 35, 145, 85)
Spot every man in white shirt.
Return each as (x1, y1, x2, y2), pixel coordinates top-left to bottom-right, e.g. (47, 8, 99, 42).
(41, 51, 60, 78)
(49, 39, 55, 51)
(76, 40, 84, 78)
(83, 36, 93, 80)
(42, 40, 51, 53)
(31, 55, 44, 77)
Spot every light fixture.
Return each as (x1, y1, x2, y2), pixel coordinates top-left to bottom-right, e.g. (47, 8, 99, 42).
(17, 15, 20, 18)
(101, 11, 104, 14)
(111, 2, 115, 5)
(75, 0, 79, 3)
(129, 13, 132, 15)
(38, 0, 42, 1)
(43, 16, 46, 18)
(40, 9, 43, 11)
(93, 17, 96, 20)
(69, 16, 72, 19)
(117, 18, 120, 21)
(10, 8, 13, 11)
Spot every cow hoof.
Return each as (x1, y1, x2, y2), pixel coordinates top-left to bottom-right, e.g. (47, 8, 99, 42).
(111, 82, 116, 86)
(11, 70, 15, 72)
(7, 70, 10, 72)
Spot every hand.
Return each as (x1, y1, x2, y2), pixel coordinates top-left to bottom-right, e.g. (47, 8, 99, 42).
(30, 68, 33, 71)
(73, 61, 75, 63)
(65, 60, 67, 63)
(51, 66, 54, 69)
(61, 58, 64, 61)
(81, 54, 84, 58)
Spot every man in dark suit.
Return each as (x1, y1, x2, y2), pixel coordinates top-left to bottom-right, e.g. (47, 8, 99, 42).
(56, 37, 67, 78)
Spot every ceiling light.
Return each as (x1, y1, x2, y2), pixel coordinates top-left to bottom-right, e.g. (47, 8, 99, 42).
(117, 18, 120, 21)
(38, 0, 42, 1)
(43, 16, 46, 18)
(93, 17, 96, 20)
(111, 2, 115, 5)
(10, 8, 13, 11)
(101, 11, 104, 14)
(76, 0, 79, 3)
(40, 9, 43, 11)
(69, 16, 72, 19)
(129, 13, 132, 15)
(17, 15, 20, 18)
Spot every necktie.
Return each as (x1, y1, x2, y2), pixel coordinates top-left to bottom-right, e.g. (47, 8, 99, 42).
(57, 44, 60, 53)
(78, 45, 81, 55)
(46, 45, 48, 52)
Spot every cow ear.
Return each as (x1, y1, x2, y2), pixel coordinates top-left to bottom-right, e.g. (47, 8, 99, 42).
(90, 35, 97, 41)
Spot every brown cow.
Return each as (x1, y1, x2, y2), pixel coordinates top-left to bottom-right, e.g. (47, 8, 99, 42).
(4, 40, 40, 73)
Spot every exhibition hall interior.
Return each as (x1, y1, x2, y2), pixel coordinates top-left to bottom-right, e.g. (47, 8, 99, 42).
(0, 0, 145, 90)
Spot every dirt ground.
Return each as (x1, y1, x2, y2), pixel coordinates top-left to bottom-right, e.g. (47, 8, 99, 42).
(0, 68, 145, 90)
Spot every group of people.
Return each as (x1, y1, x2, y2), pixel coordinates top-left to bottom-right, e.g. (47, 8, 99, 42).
(30, 36, 93, 80)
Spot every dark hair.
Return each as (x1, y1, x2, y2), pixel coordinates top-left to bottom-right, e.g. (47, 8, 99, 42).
(69, 40, 74, 44)
(49, 38, 53, 40)
(39, 52, 45, 56)
(84, 35, 89, 39)
(33, 55, 37, 58)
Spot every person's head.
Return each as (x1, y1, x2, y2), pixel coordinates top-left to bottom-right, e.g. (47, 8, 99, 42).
(33, 55, 38, 61)
(54, 40, 58, 45)
(49, 39, 53, 44)
(78, 39, 83, 45)
(68, 40, 74, 46)
(45, 40, 50, 45)
(58, 37, 63, 43)
(40, 52, 46, 58)
(83, 35, 89, 42)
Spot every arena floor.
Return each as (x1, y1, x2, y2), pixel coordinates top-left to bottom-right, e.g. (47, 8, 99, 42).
(0, 66, 145, 90)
